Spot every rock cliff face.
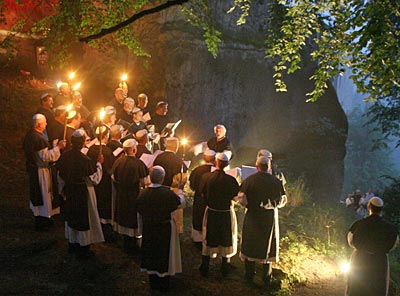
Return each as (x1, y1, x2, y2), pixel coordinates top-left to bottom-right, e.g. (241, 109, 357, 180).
(85, 1, 348, 201)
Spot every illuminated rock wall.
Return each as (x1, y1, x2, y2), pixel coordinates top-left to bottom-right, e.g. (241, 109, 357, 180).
(118, 2, 348, 201)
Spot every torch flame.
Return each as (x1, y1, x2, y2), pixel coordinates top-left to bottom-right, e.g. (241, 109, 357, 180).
(56, 81, 63, 89)
(69, 71, 75, 80)
(181, 138, 188, 146)
(72, 82, 81, 91)
(66, 104, 73, 112)
(121, 73, 127, 81)
(99, 107, 105, 121)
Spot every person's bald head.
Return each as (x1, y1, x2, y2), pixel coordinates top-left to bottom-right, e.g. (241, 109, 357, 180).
(150, 165, 165, 184)
(165, 137, 179, 153)
(32, 114, 46, 130)
(214, 124, 226, 140)
(123, 97, 135, 112)
(115, 88, 125, 103)
(137, 93, 148, 108)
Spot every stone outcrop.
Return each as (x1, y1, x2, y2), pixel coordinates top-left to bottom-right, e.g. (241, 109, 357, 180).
(111, 2, 347, 201)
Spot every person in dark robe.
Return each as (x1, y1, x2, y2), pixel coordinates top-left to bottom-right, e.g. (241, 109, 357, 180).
(346, 197, 399, 296)
(149, 101, 173, 150)
(111, 139, 149, 254)
(107, 124, 124, 158)
(57, 129, 104, 258)
(36, 93, 55, 126)
(72, 91, 90, 119)
(65, 111, 81, 150)
(54, 82, 72, 107)
(136, 93, 149, 116)
(47, 105, 66, 146)
(150, 101, 170, 134)
(117, 97, 135, 124)
(238, 156, 287, 287)
(87, 126, 115, 242)
(207, 124, 233, 160)
(72, 90, 93, 138)
(257, 149, 287, 187)
(135, 129, 152, 158)
(103, 105, 117, 129)
(199, 152, 239, 277)
(136, 165, 185, 293)
(23, 114, 66, 231)
(153, 137, 187, 233)
(189, 149, 215, 249)
(153, 137, 187, 187)
(108, 88, 125, 117)
(128, 107, 147, 136)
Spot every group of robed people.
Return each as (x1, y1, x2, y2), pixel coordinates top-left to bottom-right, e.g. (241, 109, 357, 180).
(23, 82, 399, 295)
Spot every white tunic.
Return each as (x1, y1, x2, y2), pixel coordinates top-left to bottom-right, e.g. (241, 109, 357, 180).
(64, 163, 105, 246)
(29, 146, 61, 218)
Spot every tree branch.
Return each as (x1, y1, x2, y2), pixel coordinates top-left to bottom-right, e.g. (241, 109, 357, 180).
(79, 0, 190, 43)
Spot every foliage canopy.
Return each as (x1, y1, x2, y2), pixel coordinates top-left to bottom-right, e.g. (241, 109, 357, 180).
(1, 0, 399, 144)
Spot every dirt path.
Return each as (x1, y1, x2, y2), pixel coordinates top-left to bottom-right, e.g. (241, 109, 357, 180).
(292, 255, 346, 295)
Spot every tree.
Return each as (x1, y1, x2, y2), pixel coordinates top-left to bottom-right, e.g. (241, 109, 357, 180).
(1, 0, 399, 144)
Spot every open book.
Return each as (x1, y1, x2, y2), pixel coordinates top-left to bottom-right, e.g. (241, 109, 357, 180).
(142, 112, 151, 122)
(113, 147, 124, 157)
(116, 118, 131, 130)
(161, 119, 182, 135)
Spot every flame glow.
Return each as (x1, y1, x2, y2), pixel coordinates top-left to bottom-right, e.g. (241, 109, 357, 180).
(68, 72, 75, 80)
(72, 82, 81, 91)
(99, 107, 105, 121)
(121, 73, 127, 81)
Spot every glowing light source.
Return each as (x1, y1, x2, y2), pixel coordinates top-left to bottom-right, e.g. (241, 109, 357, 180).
(340, 261, 351, 274)
(121, 73, 127, 81)
(63, 104, 75, 140)
(56, 81, 63, 89)
(72, 82, 81, 91)
(68, 71, 75, 80)
(181, 138, 188, 146)
(99, 107, 105, 121)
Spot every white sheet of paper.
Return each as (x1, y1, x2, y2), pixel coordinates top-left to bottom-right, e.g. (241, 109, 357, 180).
(225, 167, 240, 178)
(140, 153, 156, 168)
(113, 147, 124, 157)
(192, 141, 208, 156)
(183, 160, 191, 169)
(224, 150, 232, 160)
(142, 112, 151, 122)
(171, 119, 182, 132)
(153, 150, 164, 158)
(153, 134, 161, 144)
(81, 147, 88, 155)
(241, 165, 257, 181)
(86, 138, 97, 148)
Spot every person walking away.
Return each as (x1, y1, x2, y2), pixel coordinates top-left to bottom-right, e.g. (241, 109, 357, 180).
(346, 196, 399, 296)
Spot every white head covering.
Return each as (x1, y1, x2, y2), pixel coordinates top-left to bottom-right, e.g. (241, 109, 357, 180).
(204, 149, 216, 157)
(72, 129, 85, 138)
(216, 152, 229, 162)
(135, 129, 148, 139)
(123, 139, 137, 148)
(369, 196, 384, 207)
